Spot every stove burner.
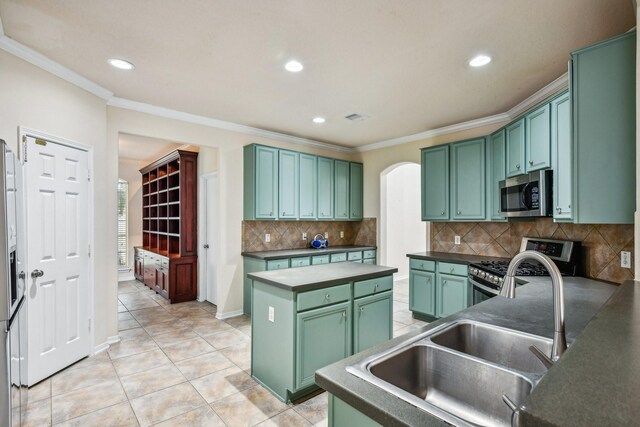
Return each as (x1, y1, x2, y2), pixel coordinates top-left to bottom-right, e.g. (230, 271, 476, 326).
(475, 260, 549, 276)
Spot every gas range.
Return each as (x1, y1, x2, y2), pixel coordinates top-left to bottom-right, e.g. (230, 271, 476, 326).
(469, 237, 580, 296)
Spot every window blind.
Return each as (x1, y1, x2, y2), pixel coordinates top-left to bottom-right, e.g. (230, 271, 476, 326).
(117, 179, 128, 268)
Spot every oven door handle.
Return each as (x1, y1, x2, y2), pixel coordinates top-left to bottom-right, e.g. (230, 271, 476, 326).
(470, 279, 500, 296)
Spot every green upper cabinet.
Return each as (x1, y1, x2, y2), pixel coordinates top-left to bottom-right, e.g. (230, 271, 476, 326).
(278, 150, 299, 219)
(451, 138, 486, 220)
(299, 154, 317, 219)
(334, 160, 350, 220)
(421, 146, 449, 221)
(488, 129, 506, 220)
(244, 144, 278, 220)
(525, 103, 552, 172)
(571, 31, 636, 224)
(349, 162, 363, 220)
(551, 91, 572, 221)
(505, 118, 526, 177)
(317, 157, 334, 219)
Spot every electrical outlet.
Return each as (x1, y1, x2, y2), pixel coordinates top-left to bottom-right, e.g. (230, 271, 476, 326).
(454, 235, 461, 245)
(302, 232, 307, 241)
(621, 251, 631, 269)
(265, 233, 270, 243)
(268, 306, 275, 322)
(325, 232, 329, 239)
(340, 231, 344, 238)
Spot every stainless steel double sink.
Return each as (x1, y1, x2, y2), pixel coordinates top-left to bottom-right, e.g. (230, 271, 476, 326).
(346, 320, 553, 427)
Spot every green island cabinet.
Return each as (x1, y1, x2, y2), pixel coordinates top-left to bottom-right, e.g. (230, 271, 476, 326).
(244, 144, 364, 221)
(243, 249, 377, 315)
(569, 31, 636, 224)
(408, 257, 470, 321)
(328, 394, 382, 427)
(250, 270, 393, 402)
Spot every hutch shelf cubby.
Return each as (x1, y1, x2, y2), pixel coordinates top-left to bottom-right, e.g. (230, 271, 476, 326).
(134, 150, 198, 303)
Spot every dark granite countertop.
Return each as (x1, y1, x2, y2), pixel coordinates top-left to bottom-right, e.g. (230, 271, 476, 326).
(247, 262, 397, 292)
(316, 276, 617, 427)
(242, 245, 377, 260)
(406, 251, 510, 265)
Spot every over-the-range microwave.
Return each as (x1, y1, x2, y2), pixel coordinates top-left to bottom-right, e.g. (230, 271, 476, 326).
(499, 169, 552, 218)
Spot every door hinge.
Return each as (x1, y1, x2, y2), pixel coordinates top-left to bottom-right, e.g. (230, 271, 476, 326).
(88, 244, 91, 257)
(88, 318, 92, 332)
(22, 135, 27, 163)
(88, 170, 91, 182)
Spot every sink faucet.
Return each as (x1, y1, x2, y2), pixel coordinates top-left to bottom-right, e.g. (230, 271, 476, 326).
(499, 250, 567, 363)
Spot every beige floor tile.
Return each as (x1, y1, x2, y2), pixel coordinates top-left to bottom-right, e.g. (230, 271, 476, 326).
(108, 338, 159, 360)
(393, 300, 409, 313)
(66, 351, 111, 372)
(392, 320, 408, 332)
(190, 366, 256, 403)
(22, 397, 51, 427)
(52, 361, 118, 396)
(256, 409, 313, 427)
(393, 293, 409, 304)
(162, 337, 215, 363)
(130, 307, 176, 326)
(211, 386, 287, 427)
(119, 318, 141, 331)
(143, 319, 192, 336)
(118, 312, 135, 321)
(224, 315, 251, 329)
(24, 378, 51, 404)
(152, 327, 199, 347)
(118, 303, 129, 313)
(219, 340, 251, 371)
(292, 392, 328, 425)
(202, 329, 250, 350)
(121, 299, 160, 311)
(190, 318, 233, 335)
(237, 324, 252, 337)
(118, 327, 151, 343)
(112, 348, 172, 377)
(393, 325, 413, 338)
(393, 310, 418, 326)
(174, 351, 234, 380)
(53, 401, 138, 427)
(120, 364, 186, 399)
(51, 378, 127, 424)
(129, 382, 205, 427)
(152, 405, 225, 427)
(200, 303, 218, 313)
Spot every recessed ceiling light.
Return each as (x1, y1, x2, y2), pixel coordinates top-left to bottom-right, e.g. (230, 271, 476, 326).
(108, 58, 135, 70)
(469, 55, 492, 67)
(285, 60, 304, 72)
(312, 117, 326, 124)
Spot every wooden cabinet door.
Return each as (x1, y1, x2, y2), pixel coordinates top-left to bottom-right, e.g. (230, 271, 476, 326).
(436, 273, 468, 318)
(143, 265, 156, 288)
(525, 104, 551, 172)
(349, 163, 363, 220)
(296, 302, 351, 390)
(421, 146, 449, 220)
(409, 270, 436, 317)
(278, 150, 299, 219)
(159, 267, 169, 298)
(255, 146, 278, 219)
(506, 118, 526, 177)
(552, 92, 572, 220)
(317, 157, 334, 219)
(451, 138, 486, 220)
(489, 130, 506, 220)
(299, 154, 317, 219)
(334, 160, 350, 219)
(353, 292, 392, 353)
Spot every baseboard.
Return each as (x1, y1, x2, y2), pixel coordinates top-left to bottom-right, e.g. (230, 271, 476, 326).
(216, 309, 244, 320)
(394, 274, 409, 281)
(93, 335, 121, 355)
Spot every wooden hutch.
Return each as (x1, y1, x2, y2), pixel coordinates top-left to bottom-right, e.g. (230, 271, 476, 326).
(134, 150, 198, 303)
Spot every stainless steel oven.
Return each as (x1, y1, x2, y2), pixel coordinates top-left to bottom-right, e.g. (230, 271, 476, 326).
(471, 279, 498, 305)
(499, 170, 553, 218)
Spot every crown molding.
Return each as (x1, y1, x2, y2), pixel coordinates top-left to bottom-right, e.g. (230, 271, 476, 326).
(506, 72, 569, 119)
(107, 97, 354, 153)
(0, 35, 114, 100)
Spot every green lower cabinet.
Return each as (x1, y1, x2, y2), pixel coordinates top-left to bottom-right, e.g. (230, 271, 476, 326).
(328, 395, 382, 427)
(409, 270, 436, 317)
(353, 291, 393, 354)
(296, 302, 352, 390)
(362, 258, 375, 265)
(436, 273, 469, 318)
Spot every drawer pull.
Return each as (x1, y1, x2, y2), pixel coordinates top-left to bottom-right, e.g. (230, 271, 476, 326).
(374, 284, 379, 291)
(342, 312, 346, 318)
(360, 307, 365, 313)
(450, 268, 454, 273)
(325, 293, 330, 299)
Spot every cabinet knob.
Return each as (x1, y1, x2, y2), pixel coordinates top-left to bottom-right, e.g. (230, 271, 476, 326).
(374, 284, 379, 291)
(568, 204, 571, 209)
(342, 312, 346, 318)
(269, 211, 273, 215)
(343, 212, 347, 216)
(457, 211, 461, 215)
(360, 307, 365, 313)
(282, 211, 285, 215)
(440, 211, 445, 215)
(443, 280, 447, 285)
(556, 207, 562, 213)
(529, 160, 534, 165)
(516, 164, 521, 169)
(325, 293, 331, 299)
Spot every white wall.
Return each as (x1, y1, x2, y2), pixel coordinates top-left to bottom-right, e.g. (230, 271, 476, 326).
(0, 49, 117, 348)
(382, 163, 425, 279)
(118, 157, 146, 278)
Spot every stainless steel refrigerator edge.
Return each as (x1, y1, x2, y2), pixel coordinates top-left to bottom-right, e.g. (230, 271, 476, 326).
(1, 140, 27, 427)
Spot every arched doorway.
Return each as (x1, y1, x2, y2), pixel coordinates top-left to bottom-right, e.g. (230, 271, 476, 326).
(380, 162, 427, 280)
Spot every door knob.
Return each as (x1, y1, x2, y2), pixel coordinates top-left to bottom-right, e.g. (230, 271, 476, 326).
(203, 244, 210, 249)
(18, 271, 25, 280)
(31, 269, 44, 278)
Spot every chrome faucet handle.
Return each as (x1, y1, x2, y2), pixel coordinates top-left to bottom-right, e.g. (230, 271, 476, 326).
(502, 394, 517, 413)
(529, 345, 554, 370)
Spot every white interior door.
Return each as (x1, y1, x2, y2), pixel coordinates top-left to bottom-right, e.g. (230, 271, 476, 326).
(204, 174, 217, 305)
(24, 135, 90, 385)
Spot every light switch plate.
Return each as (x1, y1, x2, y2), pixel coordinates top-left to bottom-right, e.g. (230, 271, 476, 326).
(340, 231, 344, 238)
(268, 306, 275, 322)
(454, 235, 461, 245)
(302, 232, 307, 241)
(621, 251, 631, 268)
(325, 232, 329, 239)
(265, 233, 271, 243)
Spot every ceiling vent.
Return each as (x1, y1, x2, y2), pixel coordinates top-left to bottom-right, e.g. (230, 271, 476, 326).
(344, 113, 369, 122)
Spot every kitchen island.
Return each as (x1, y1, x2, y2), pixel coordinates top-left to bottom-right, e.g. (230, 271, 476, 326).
(316, 276, 619, 426)
(248, 262, 397, 403)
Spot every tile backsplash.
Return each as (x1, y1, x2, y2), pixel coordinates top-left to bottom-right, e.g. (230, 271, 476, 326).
(431, 218, 634, 284)
(242, 218, 377, 252)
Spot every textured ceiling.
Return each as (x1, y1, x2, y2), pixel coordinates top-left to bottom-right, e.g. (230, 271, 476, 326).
(0, 0, 635, 147)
